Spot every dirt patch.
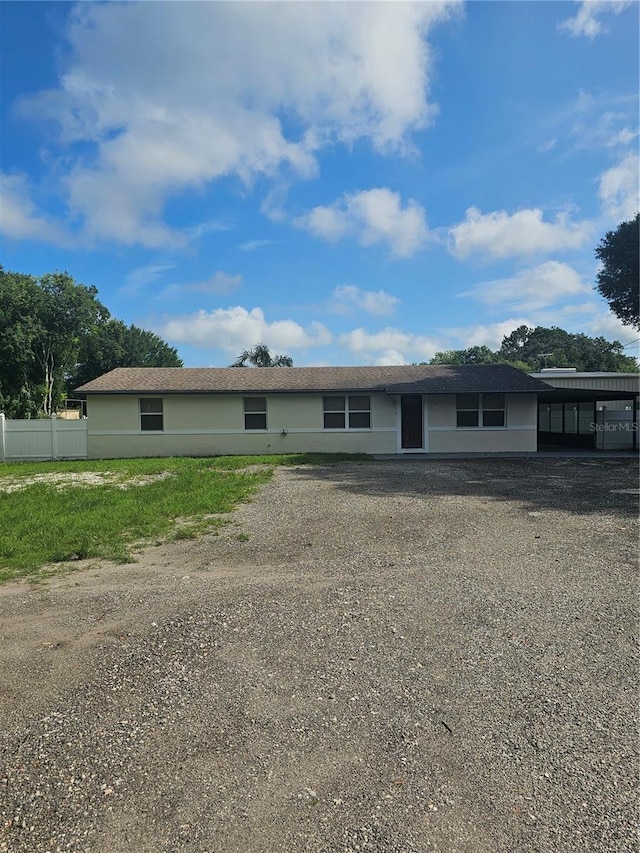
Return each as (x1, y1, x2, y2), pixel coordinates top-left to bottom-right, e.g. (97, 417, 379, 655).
(0, 470, 174, 493)
(0, 458, 637, 853)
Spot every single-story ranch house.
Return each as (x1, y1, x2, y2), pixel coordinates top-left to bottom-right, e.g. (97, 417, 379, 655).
(75, 364, 552, 458)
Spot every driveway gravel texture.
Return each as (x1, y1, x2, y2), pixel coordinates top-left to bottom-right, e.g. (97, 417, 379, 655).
(0, 457, 637, 853)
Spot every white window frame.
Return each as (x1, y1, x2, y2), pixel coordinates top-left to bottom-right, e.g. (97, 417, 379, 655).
(323, 395, 371, 430)
(243, 397, 267, 430)
(456, 393, 506, 428)
(140, 397, 164, 432)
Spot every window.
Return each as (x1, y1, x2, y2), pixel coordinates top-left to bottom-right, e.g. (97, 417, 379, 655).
(244, 397, 267, 430)
(140, 397, 163, 431)
(456, 393, 505, 428)
(323, 395, 371, 429)
(456, 394, 479, 427)
(482, 393, 505, 427)
(323, 396, 345, 429)
(348, 395, 371, 428)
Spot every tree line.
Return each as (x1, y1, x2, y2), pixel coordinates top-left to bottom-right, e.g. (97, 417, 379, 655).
(245, 328, 639, 374)
(0, 267, 182, 418)
(428, 325, 638, 372)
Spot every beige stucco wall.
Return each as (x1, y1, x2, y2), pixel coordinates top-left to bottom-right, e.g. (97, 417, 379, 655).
(166, 396, 239, 430)
(85, 391, 539, 457)
(88, 396, 139, 430)
(428, 427, 537, 453)
(87, 430, 397, 458)
(427, 395, 455, 428)
(86, 392, 397, 458)
(425, 393, 538, 453)
(502, 394, 538, 426)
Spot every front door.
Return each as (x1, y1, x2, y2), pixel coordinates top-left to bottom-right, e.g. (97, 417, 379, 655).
(401, 395, 423, 449)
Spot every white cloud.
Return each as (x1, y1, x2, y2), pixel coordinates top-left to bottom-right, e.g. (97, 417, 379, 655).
(331, 285, 400, 317)
(444, 319, 534, 352)
(461, 261, 590, 312)
(260, 183, 291, 224)
(538, 90, 639, 156)
(238, 239, 276, 252)
(14, 2, 458, 247)
(558, 1, 632, 39)
(186, 220, 232, 241)
(296, 188, 429, 257)
(339, 327, 440, 363)
(448, 207, 592, 259)
(557, 301, 604, 317)
(447, 305, 638, 356)
(162, 272, 243, 299)
(597, 152, 640, 219)
(159, 306, 332, 352)
(607, 127, 639, 148)
(299, 205, 348, 242)
(539, 138, 557, 153)
(123, 263, 174, 294)
(374, 349, 408, 366)
(587, 308, 640, 342)
(0, 173, 71, 246)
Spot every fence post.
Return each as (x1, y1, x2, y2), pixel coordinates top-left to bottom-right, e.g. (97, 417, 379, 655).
(51, 414, 58, 460)
(0, 413, 5, 463)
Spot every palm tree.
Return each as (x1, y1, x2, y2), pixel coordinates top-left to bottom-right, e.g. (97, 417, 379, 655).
(231, 343, 293, 367)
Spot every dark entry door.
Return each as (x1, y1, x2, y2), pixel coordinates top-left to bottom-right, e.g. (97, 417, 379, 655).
(401, 395, 423, 449)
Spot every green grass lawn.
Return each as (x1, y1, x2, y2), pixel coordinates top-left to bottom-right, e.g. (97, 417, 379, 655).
(0, 454, 368, 583)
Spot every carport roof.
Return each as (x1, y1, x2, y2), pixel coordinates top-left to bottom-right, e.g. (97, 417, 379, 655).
(76, 364, 552, 396)
(537, 388, 639, 404)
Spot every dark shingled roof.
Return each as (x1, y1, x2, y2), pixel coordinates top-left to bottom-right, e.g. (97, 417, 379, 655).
(75, 365, 552, 395)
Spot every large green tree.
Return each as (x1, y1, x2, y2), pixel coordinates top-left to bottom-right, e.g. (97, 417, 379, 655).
(429, 345, 532, 372)
(430, 346, 503, 366)
(36, 272, 111, 416)
(0, 266, 182, 418)
(69, 320, 182, 391)
(498, 325, 637, 372)
(0, 268, 109, 417)
(0, 269, 42, 417)
(428, 326, 638, 373)
(595, 213, 639, 329)
(231, 343, 293, 367)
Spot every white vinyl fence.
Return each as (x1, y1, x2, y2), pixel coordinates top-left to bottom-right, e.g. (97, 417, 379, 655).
(0, 414, 88, 462)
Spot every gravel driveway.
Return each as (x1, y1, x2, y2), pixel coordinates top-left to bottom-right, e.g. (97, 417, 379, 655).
(0, 457, 637, 853)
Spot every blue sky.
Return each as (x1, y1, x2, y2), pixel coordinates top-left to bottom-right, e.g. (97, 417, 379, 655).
(1, 1, 638, 367)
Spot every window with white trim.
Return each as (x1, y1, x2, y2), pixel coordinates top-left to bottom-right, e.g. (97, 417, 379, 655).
(456, 393, 505, 428)
(482, 393, 506, 426)
(140, 397, 164, 431)
(348, 396, 371, 428)
(323, 395, 371, 429)
(244, 397, 267, 430)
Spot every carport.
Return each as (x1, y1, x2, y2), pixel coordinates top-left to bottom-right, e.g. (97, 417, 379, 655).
(537, 388, 638, 450)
